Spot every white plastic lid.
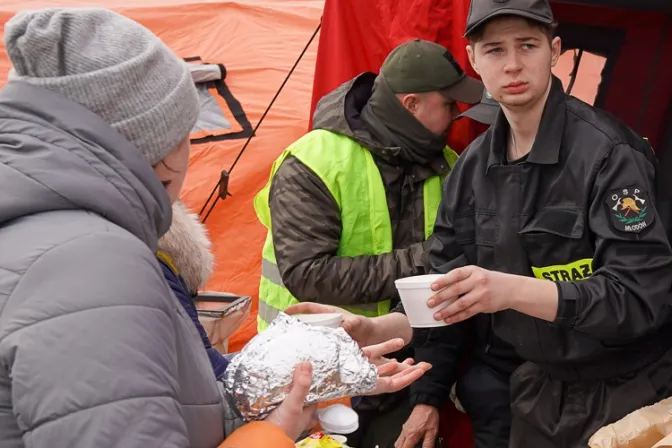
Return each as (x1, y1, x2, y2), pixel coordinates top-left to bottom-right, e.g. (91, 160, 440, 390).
(318, 404, 359, 434)
(294, 313, 343, 328)
(330, 435, 348, 444)
(394, 274, 444, 289)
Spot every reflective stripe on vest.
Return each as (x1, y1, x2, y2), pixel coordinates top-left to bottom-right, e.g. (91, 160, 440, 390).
(254, 129, 458, 331)
(261, 258, 284, 287)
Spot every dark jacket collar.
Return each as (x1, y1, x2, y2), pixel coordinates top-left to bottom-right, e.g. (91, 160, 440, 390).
(313, 73, 451, 180)
(487, 75, 566, 173)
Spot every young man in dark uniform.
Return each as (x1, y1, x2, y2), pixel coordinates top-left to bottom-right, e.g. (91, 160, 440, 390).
(427, 0, 672, 446)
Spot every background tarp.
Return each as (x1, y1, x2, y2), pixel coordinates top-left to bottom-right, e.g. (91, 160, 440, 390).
(551, 3, 671, 149)
(312, 0, 672, 151)
(0, 0, 324, 351)
(312, 0, 481, 152)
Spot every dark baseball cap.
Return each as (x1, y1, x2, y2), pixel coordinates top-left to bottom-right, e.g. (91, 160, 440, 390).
(456, 88, 500, 125)
(464, 0, 554, 37)
(380, 39, 484, 105)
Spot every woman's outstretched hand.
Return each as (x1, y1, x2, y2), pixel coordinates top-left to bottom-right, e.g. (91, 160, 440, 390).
(362, 338, 431, 396)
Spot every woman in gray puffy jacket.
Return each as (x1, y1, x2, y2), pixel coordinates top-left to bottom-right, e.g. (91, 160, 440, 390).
(0, 8, 244, 447)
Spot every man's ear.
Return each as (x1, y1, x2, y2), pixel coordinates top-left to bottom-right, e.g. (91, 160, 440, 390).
(400, 93, 420, 113)
(550, 36, 562, 67)
(466, 45, 479, 75)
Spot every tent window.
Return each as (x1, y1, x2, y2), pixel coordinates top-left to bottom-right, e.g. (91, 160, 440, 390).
(554, 23, 626, 109)
(185, 58, 253, 143)
(553, 49, 607, 105)
(191, 64, 234, 134)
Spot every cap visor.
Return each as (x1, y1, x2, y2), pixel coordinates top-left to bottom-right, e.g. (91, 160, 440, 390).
(444, 76, 484, 105)
(465, 10, 554, 37)
(457, 103, 499, 125)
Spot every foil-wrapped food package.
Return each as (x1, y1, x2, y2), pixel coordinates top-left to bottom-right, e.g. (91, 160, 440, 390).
(224, 313, 378, 421)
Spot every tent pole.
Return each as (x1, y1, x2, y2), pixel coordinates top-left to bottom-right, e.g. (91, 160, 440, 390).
(566, 48, 583, 95)
(199, 19, 322, 222)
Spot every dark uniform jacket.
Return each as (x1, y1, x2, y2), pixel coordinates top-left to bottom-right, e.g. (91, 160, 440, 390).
(426, 75, 672, 384)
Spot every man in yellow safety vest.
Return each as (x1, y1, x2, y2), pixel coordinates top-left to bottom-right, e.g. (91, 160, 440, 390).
(254, 39, 483, 448)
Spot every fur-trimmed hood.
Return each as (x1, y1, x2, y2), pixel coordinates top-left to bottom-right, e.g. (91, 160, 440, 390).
(157, 201, 214, 294)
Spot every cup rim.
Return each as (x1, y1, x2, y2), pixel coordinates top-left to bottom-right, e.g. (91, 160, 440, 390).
(395, 273, 444, 288)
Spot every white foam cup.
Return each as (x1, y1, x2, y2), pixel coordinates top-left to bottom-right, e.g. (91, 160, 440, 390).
(294, 312, 343, 328)
(394, 274, 448, 328)
(318, 404, 359, 435)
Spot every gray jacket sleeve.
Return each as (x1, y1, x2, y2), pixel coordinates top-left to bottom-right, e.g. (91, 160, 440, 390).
(4, 232, 190, 447)
(269, 156, 430, 305)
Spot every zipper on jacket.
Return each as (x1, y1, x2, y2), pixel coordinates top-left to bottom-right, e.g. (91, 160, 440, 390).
(485, 315, 494, 353)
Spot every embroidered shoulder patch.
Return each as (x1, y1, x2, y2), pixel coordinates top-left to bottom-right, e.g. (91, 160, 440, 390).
(607, 187, 654, 233)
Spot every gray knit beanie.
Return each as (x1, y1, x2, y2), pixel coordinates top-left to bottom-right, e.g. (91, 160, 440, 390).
(3, 8, 199, 166)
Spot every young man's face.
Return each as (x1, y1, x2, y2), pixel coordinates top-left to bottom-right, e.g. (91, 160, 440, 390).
(466, 17, 561, 111)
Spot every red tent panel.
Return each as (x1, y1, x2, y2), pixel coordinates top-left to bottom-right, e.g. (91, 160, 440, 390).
(552, 3, 672, 149)
(311, 0, 484, 153)
(313, 0, 672, 151)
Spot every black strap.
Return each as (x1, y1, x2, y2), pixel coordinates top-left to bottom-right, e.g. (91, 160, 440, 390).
(565, 48, 583, 95)
(199, 19, 322, 223)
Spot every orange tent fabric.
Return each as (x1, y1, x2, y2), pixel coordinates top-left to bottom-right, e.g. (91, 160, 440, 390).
(0, 0, 324, 351)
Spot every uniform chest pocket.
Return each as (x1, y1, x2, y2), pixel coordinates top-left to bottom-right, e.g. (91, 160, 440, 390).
(519, 208, 594, 282)
(454, 211, 498, 264)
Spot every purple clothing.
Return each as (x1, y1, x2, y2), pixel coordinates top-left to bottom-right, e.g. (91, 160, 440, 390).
(158, 256, 229, 380)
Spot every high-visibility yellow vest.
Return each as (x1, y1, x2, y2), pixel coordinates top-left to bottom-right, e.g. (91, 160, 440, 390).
(253, 129, 458, 331)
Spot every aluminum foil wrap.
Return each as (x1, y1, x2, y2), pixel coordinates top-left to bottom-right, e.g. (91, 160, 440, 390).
(224, 313, 378, 421)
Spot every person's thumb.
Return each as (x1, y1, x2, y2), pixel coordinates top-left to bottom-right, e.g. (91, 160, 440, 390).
(342, 316, 362, 338)
(285, 303, 316, 315)
(284, 362, 313, 412)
